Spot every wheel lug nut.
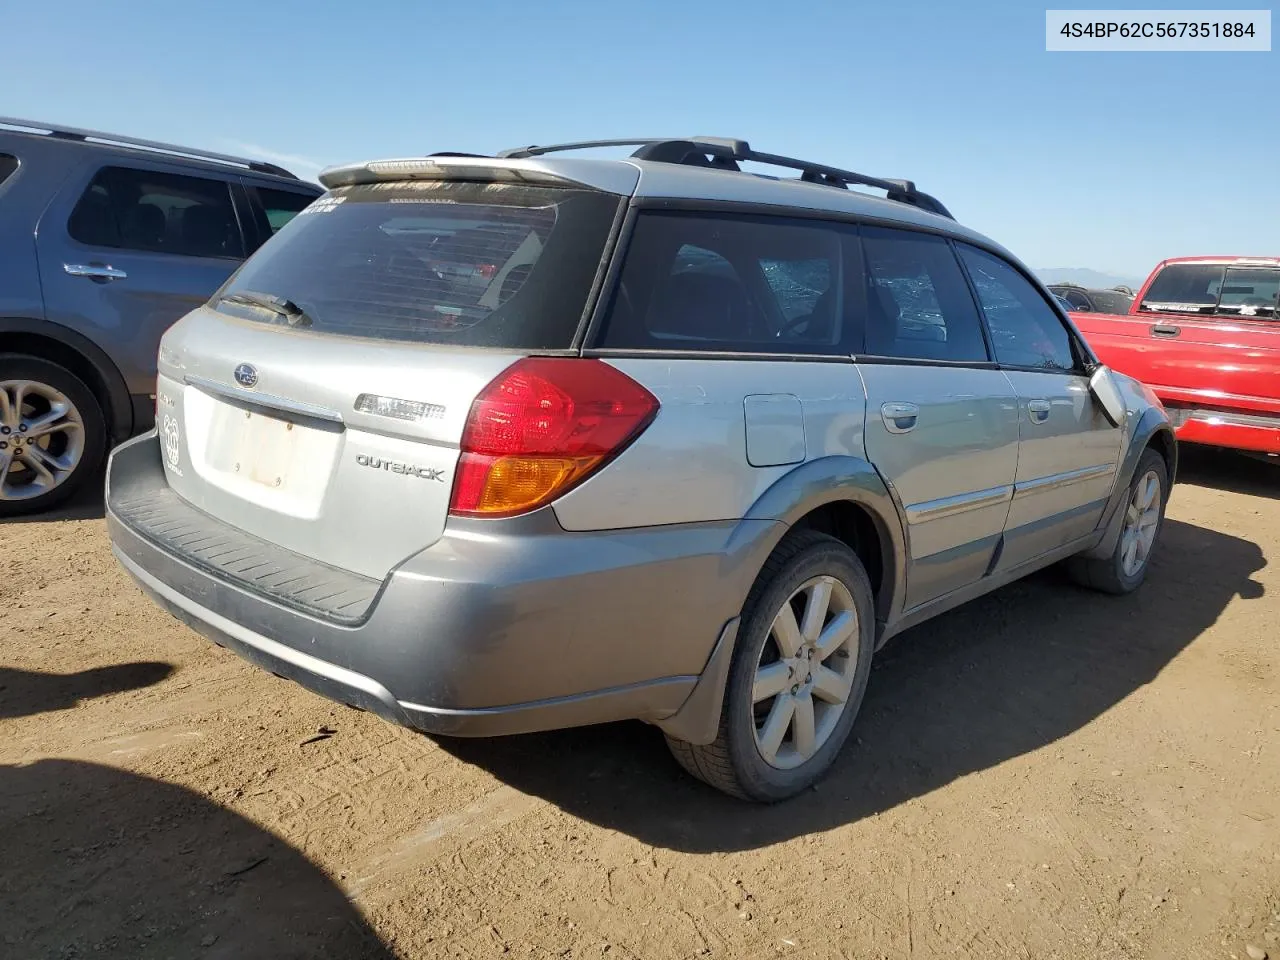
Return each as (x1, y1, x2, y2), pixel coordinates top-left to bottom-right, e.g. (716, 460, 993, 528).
(17, 424, 27, 433)
(0, 426, 8, 434)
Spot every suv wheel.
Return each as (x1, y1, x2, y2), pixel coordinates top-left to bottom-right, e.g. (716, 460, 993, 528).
(0, 355, 106, 517)
(666, 530, 875, 802)
(1067, 447, 1169, 595)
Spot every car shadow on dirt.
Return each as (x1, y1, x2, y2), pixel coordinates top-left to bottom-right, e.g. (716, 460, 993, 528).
(0, 662, 173, 720)
(1177, 445, 1277, 498)
(0, 759, 395, 959)
(440, 517, 1266, 852)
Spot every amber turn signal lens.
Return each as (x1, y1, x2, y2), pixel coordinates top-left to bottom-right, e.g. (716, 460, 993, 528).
(448, 358, 659, 518)
(461, 454, 600, 517)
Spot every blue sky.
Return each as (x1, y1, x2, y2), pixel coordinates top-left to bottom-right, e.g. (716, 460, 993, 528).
(7, 0, 1276, 279)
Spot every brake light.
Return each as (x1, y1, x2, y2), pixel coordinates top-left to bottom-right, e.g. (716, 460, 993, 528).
(449, 358, 659, 518)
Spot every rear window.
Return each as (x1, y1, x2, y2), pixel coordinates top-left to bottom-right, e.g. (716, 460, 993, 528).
(1087, 290, 1133, 314)
(1141, 262, 1279, 319)
(215, 180, 621, 348)
(0, 153, 16, 187)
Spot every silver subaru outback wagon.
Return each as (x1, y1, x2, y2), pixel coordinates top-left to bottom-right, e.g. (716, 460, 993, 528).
(105, 137, 1176, 802)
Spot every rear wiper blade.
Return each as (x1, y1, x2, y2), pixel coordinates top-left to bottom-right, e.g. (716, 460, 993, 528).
(216, 291, 313, 328)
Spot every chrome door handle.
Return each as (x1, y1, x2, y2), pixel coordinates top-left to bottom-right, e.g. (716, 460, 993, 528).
(1151, 323, 1180, 338)
(881, 401, 919, 434)
(1027, 399, 1051, 424)
(64, 262, 127, 281)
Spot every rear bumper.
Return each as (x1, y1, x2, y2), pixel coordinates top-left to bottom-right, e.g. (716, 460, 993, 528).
(1168, 407, 1280, 455)
(106, 433, 775, 737)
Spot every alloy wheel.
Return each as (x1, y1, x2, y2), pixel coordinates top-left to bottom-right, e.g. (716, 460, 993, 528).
(1120, 468, 1162, 577)
(751, 575, 860, 770)
(0, 379, 86, 501)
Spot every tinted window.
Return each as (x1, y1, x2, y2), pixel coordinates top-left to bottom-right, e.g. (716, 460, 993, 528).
(1088, 289, 1134, 314)
(251, 186, 317, 234)
(1139, 262, 1279, 319)
(217, 180, 620, 348)
(958, 244, 1077, 371)
(597, 211, 851, 354)
(0, 154, 16, 187)
(1139, 263, 1225, 314)
(860, 226, 988, 362)
(68, 166, 243, 258)
(1060, 289, 1091, 309)
(1216, 266, 1279, 319)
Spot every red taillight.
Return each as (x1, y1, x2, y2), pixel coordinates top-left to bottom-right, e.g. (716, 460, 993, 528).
(448, 357, 659, 518)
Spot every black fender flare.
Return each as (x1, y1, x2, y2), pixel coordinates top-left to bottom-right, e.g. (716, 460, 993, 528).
(1083, 406, 1178, 560)
(0, 316, 134, 440)
(730, 454, 908, 635)
(656, 455, 909, 746)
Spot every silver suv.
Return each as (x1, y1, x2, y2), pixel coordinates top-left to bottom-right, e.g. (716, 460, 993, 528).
(105, 138, 1176, 801)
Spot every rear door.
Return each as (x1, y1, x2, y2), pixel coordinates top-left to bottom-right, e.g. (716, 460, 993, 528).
(956, 243, 1122, 571)
(856, 226, 1020, 611)
(36, 161, 249, 399)
(1074, 260, 1280, 416)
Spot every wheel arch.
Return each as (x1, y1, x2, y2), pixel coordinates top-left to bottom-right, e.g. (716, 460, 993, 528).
(1083, 407, 1178, 561)
(735, 455, 908, 640)
(0, 317, 133, 441)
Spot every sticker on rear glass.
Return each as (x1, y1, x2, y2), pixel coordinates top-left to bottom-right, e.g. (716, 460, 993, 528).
(161, 414, 183, 476)
(298, 195, 345, 216)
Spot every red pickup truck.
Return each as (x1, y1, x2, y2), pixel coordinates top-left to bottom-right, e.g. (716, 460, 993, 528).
(1070, 256, 1280, 458)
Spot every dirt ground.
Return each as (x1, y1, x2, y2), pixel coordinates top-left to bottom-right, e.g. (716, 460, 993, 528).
(1, 446, 1277, 960)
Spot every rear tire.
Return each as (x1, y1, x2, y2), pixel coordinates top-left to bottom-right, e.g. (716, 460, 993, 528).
(1066, 448, 1169, 595)
(666, 530, 875, 802)
(0, 354, 107, 518)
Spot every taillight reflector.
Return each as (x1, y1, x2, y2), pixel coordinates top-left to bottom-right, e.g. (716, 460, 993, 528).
(448, 358, 658, 518)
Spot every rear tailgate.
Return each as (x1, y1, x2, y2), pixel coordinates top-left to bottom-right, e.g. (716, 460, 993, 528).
(153, 176, 624, 581)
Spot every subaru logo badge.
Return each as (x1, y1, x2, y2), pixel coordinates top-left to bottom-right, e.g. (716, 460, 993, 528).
(234, 363, 259, 388)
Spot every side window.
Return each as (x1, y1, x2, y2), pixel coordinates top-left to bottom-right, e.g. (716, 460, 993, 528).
(957, 244, 1078, 371)
(860, 226, 988, 363)
(760, 257, 832, 322)
(1062, 288, 1091, 310)
(0, 153, 17, 187)
(251, 186, 317, 234)
(1215, 266, 1279, 320)
(67, 166, 243, 259)
(597, 211, 852, 354)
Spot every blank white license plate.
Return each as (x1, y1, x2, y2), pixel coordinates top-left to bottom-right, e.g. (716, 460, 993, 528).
(205, 405, 302, 490)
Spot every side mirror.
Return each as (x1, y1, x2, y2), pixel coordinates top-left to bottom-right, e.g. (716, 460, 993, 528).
(1089, 365, 1127, 428)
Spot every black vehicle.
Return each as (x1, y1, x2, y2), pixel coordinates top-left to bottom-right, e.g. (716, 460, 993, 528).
(1047, 283, 1135, 315)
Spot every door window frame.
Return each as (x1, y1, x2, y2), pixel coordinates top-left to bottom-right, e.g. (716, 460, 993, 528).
(57, 156, 252, 263)
(581, 196, 1101, 374)
(953, 240, 1097, 377)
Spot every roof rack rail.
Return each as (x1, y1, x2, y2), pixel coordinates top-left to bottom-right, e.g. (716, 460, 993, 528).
(0, 116, 299, 180)
(497, 137, 954, 219)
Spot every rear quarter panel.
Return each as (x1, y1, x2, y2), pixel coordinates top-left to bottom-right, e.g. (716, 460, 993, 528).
(551, 358, 868, 530)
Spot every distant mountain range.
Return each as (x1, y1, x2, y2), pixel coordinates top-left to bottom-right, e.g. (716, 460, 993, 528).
(1035, 267, 1146, 290)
